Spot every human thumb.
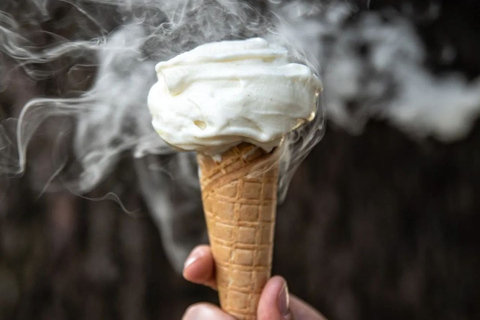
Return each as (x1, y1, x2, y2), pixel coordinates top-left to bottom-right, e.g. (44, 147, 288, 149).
(257, 276, 293, 320)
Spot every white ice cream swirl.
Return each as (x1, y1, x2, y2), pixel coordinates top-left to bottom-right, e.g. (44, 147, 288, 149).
(148, 37, 322, 154)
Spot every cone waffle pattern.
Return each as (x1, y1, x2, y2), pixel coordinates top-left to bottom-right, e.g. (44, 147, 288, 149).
(197, 143, 279, 320)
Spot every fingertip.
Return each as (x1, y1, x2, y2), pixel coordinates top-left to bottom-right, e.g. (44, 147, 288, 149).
(182, 245, 209, 278)
(258, 276, 292, 320)
(182, 245, 216, 289)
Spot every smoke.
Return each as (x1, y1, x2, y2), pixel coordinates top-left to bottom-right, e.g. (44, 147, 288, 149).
(0, 0, 321, 271)
(274, 1, 480, 140)
(1, 0, 480, 270)
(0, 0, 325, 194)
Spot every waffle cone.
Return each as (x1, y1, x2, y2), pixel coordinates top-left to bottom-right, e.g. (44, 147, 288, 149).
(197, 143, 279, 320)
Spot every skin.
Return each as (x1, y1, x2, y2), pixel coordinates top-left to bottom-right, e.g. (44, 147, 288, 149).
(182, 245, 328, 320)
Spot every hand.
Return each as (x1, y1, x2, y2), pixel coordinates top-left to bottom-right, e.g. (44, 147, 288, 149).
(182, 245, 327, 320)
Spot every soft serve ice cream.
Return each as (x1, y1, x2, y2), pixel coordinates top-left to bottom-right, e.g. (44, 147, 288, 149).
(147, 38, 322, 320)
(147, 37, 321, 154)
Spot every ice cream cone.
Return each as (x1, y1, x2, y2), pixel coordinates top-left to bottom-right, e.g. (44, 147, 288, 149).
(197, 143, 280, 320)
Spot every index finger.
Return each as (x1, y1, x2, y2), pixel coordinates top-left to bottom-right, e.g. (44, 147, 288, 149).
(183, 245, 217, 290)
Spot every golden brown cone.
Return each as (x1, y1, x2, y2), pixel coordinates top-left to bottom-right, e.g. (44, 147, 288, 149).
(197, 143, 280, 320)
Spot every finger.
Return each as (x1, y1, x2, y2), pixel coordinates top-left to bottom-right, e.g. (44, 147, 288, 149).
(182, 245, 217, 289)
(290, 295, 328, 320)
(257, 276, 294, 320)
(182, 303, 236, 320)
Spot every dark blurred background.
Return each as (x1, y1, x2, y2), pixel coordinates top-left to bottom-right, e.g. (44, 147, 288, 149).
(1, 0, 479, 320)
